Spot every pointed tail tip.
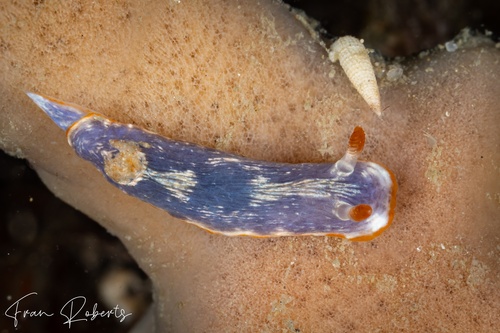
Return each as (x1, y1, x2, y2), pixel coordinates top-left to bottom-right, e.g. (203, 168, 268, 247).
(26, 92, 46, 108)
(26, 91, 37, 99)
(26, 92, 86, 131)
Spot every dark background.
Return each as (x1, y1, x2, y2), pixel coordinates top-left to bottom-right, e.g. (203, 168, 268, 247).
(287, 0, 499, 56)
(1, 1, 498, 332)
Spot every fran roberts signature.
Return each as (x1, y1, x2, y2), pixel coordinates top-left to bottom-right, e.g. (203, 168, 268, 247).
(4, 292, 133, 328)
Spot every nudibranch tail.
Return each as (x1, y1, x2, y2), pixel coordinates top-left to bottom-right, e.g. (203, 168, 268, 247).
(27, 92, 397, 241)
(329, 36, 382, 116)
(27, 92, 87, 131)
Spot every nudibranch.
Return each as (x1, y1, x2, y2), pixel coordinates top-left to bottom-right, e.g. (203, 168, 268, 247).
(27, 93, 397, 240)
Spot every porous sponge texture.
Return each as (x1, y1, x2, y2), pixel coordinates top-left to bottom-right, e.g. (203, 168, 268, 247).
(1, 0, 355, 163)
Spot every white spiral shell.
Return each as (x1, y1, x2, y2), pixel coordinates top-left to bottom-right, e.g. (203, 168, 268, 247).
(329, 36, 381, 115)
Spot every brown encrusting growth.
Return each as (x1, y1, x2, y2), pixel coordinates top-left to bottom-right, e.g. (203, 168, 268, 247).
(103, 139, 148, 186)
(0, 1, 498, 332)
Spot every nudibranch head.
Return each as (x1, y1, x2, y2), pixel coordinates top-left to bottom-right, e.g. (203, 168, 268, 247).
(28, 92, 397, 241)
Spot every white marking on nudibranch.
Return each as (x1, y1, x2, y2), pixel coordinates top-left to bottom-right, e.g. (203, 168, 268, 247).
(329, 36, 382, 115)
(207, 157, 240, 165)
(249, 177, 332, 204)
(241, 164, 263, 172)
(147, 169, 197, 203)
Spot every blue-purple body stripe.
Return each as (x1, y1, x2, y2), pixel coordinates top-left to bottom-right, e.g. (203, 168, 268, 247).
(69, 116, 391, 236)
(27, 92, 396, 239)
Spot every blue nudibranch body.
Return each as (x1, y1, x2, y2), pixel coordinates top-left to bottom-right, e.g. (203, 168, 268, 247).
(28, 93, 397, 240)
